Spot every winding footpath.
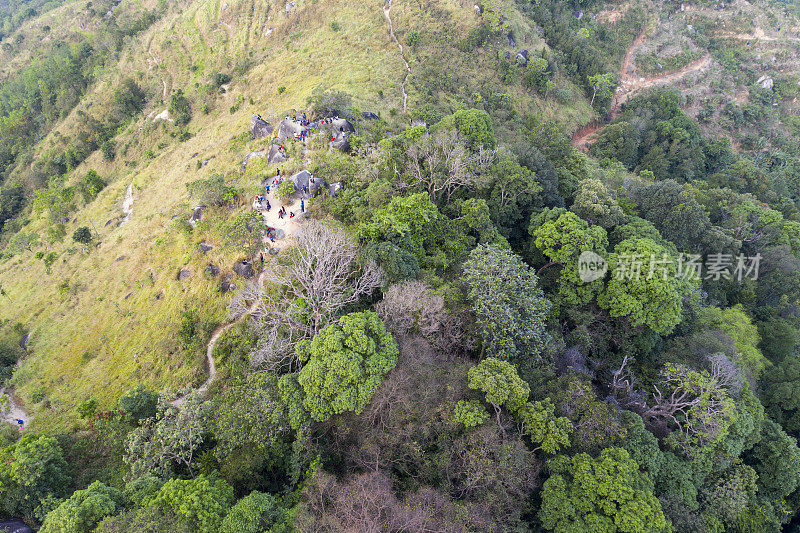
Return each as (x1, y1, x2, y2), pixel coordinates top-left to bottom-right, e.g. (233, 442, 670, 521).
(572, 20, 712, 150)
(171, 267, 267, 407)
(0, 387, 28, 428)
(383, 0, 411, 114)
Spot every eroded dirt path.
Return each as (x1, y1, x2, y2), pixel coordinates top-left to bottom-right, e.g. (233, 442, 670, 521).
(0, 387, 28, 429)
(383, 0, 411, 114)
(572, 19, 713, 149)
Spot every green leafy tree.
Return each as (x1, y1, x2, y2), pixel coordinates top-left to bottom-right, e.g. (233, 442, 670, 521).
(72, 226, 92, 245)
(517, 398, 572, 454)
(467, 357, 530, 425)
(588, 72, 615, 109)
(0, 434, 71, 521)
(697, 305, 766, 380)
(432, 108, 496, 149)
(79, 169, 106, 203)
(462, 244, 551, 360)
(539, 447, 668, 533)
(124, 392, 207, 479)
(220, 491, 291, 533)
(453, 399, 490, 428)
(296, 311, 398, 422)
(531, 210, 609, 305)
(40, 481, 123, 533)
(169, 89, 192, 127)
(484, 151, 543, 243)
(597, 238, 696, 334)
(152, 475, 234, 533)
(118, 385, 159, 424)
(571, 178, 625, 229)
(186, 174, 238, 206)
(744, 419, 800, 500)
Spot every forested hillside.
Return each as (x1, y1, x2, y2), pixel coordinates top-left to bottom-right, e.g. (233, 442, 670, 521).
(0, 0, 800, 530)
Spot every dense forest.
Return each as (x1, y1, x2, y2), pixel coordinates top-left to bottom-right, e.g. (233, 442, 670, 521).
(1, 0, 800, 531)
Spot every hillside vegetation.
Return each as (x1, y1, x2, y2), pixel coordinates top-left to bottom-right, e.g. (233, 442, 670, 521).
(0, 0, 800, 530)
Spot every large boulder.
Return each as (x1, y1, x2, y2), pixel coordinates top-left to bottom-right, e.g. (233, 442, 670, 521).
(189, 206, 204, 225)
(233, 260, 254, 278)
(251, 115, 274, 138)
(268, 143, 288, 164)
(289, 169, 328, 197)
(331, 117, 355, 133)
(275, 118, 304, 140)
(329, 132, 350, 152)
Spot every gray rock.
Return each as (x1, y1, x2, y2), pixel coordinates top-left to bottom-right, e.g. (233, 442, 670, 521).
(251, 114, 274, 138)
(275, 118, 304, 140)
(507, 30, 516, 47)
(361, 111, 380, 120)
(515, 50, 529, 64)
(288, 169, 328, 197)
(268, 144, 288, 165)
(189, 206, 204, 224)
(116, 255, 127, 262)
(199, 242, 214, 253)
(155, 290, 165, 301)
(20, 333, 30, 351)
(206, 264, 221, 277)
(233, 260, 254, 278)
(177, 269, 192, 281)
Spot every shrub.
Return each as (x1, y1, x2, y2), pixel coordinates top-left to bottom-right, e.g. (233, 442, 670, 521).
(72, 226, 93, 244)
(274, 180, 296, 203)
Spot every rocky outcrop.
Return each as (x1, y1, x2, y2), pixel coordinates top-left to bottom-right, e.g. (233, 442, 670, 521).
(251, 115, 274, 138)
(268, 143, 287, 164)
(233, 260, 254, 278)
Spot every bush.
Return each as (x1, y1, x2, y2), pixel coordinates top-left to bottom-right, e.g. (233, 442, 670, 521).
(72, 226, 93, 244)
(274, 180, 296, 203)
(169, 90, 192, 127)
(119, 385, 159, 423)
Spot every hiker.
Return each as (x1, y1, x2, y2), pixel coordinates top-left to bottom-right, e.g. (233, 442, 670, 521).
(266, 200, 271, 211)
(17, 419, 23, 429)
(266, 184, 270, 193)
(301, 199, 305, 212)
(279, 210, 284, 219)
(290, 211, 295, 218)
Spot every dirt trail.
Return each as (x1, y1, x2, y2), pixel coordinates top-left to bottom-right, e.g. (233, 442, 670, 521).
(572, 21, 713, 149)
(121, 183, 134, 224)
(383, 0, 410, 114)
(171, 269, 266, 407)
(0, 387, 28, 429)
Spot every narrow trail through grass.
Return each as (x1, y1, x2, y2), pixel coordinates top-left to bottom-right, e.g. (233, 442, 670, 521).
(383, 0, 410, 114)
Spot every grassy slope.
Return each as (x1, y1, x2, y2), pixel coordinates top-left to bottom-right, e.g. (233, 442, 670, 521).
(0, 0, 602, 430)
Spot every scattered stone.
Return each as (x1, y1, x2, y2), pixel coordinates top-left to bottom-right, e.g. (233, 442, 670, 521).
(59, 217, 70, 223)
(189, 205, 205, 226)
(177, 269, 192, 281)
(757, 75, 774, 89)
(268, 144, 288, 165)
(411, 119, 428, 128)
(124, 292, 133, 300)
(220, 276, 236, 293)
(206, 264, 221, 277)
(361, 111, 380, 120)
(155, 289, 165, 301)
(199, 242, 214, 253)
(20, 333, 30, 351)
(251, 114, 274, 138)
(329, 182, 343, 196)
(515, 50, 529, 64)
(233, 260, 254, 278)
(241, 149, 268, 171)
(201, 158, 211, 167)
(507, 30, 516, 46)
(116, 256, 127, 262)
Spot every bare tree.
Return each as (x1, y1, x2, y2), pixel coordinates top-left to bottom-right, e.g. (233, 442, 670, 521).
(400, 129, 495, 205)
(611, 354, 738, 454)
(375, 280, 473, 357)
(233, 220, 383, 372)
